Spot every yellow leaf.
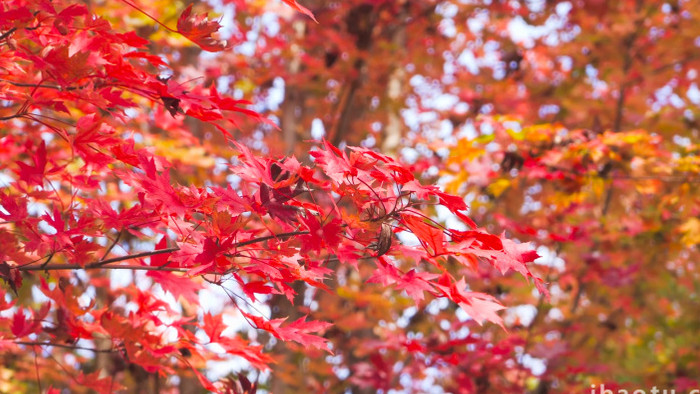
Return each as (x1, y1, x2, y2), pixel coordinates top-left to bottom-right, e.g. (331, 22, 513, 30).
(444, 172, 468, 195)
(475, 133, 495, 144)
(487, 178, 511, 197)
(679, 218, 700, 247)
(448, 139, 484, 164)
(234, 79, 257, 95)
(506, 128, 524, 141)
(589, 177, 606, 198)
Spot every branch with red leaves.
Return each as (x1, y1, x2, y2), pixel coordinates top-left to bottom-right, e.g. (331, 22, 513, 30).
(0, 0, 547, 392)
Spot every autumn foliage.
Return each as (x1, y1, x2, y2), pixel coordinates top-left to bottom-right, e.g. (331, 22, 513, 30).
(0, 0, 546, 392)
(1, 0, 699, 393)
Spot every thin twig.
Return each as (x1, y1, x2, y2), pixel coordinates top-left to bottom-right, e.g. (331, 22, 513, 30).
(33, 345, 42, 393)
(100, 229, 123, 262)
(119, 0, 178, 33)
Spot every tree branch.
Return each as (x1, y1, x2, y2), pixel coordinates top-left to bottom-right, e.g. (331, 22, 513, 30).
(17, 231, 312, 272)
(0, 79, 64, 90)
(0, 28, 17, 41)
(225, 230, 310, 251)
(17, 247, 180, 272)
(0, 113, 24, 121)
(14, 341, 121, 353)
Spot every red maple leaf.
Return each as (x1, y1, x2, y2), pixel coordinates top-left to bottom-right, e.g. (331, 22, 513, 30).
(310, 139, 356, 184)
(11, 310, 29, 337)
(299, 214, 342, 253)
(15, 140, 47, 186)
(435, 276, 505, 328)
(281, 316, 333, 351)
(435, 191, 468, 212)
(281, 0, 318, 23)
(394, 269, 439, 304)
(202, 312, 226, 342)
(401, 213, 447, 256)
(242, 311, 332, 352)
(147, 270, 202, 303)
(458, 293, 506, 328)
(177, 4, 227, 52)
(202, 312, 273, 369)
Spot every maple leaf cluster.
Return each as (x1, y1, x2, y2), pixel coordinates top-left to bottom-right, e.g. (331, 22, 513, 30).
(0, 0, 544, 391)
